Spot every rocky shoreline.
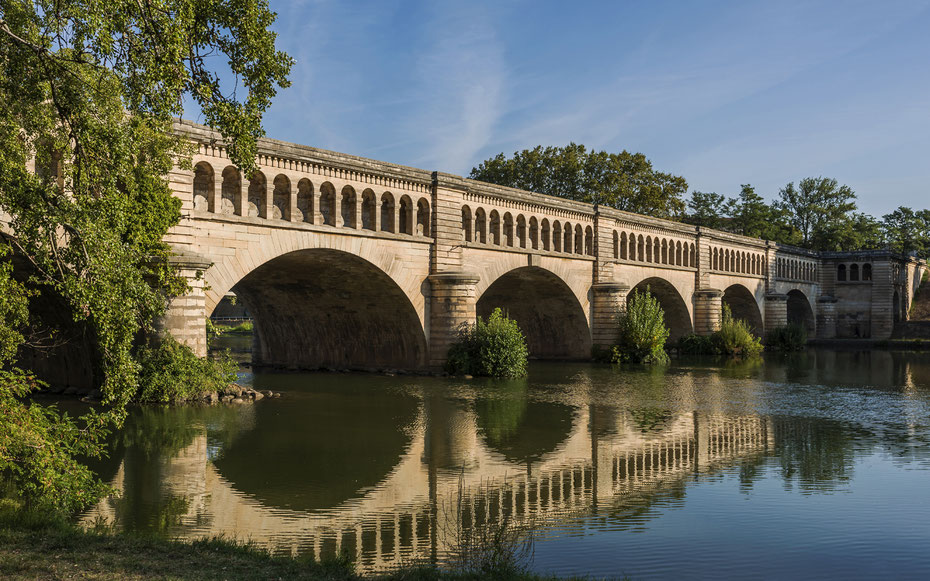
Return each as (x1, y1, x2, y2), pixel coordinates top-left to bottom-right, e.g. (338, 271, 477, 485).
(38, 382, 282, 405)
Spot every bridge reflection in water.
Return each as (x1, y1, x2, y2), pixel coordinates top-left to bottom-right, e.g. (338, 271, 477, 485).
(85, 344, 930, 575)
(81, 369, 794, 573)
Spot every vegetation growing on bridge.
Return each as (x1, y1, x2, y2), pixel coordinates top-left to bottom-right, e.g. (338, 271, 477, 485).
(610, 289, 671, 365)
(0, 0, 291, 518)
(446, 309, 529, 379)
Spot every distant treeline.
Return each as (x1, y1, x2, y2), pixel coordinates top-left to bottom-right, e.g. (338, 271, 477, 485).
(471, 144, 929, 259)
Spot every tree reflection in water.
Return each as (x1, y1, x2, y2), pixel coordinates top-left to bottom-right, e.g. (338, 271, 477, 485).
(79, 350, 930, 576)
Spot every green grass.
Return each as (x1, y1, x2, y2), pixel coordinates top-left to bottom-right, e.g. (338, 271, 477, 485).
(0, 507, 599, 580)
(214, 320, 254, 335)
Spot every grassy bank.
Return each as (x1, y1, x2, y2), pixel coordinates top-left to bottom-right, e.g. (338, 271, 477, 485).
(215, 320, 254, 335)
(0, 510, 586, 581)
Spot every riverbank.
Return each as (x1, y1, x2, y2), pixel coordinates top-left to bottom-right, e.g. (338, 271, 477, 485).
(810, 338, 930, 350)
(0, 511, 583, 581)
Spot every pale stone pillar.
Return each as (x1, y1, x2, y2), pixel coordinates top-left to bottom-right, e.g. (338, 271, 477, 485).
(237, 177, 249, 216)
(693, 289, 723, 335)
(154, 253, 213, 357)
(428, 271, 480, 368)
(764, 293, 788, 332)
(816, 296, 838, 339)
(288, 185, 298, 222)
(353, 195, 362, 230)
(264, 179, 274, 219)
(211, 171, 222, 213)
(591, 282, 629, 352)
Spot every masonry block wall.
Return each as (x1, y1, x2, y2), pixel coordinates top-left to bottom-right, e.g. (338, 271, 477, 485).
(155, 120, 927, 370)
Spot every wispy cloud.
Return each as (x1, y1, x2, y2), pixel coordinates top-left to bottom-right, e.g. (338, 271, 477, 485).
(402, 2, 507, 173)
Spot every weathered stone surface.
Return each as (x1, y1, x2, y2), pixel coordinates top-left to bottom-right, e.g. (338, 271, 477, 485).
(156, 120, 928, 371)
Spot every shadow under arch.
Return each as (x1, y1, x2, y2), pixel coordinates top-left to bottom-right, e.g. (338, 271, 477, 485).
(476, 266, 590, 359)
(223, 249, 427, 370)
(629, 277, 693, 342)
(723, 284, 764, 336)
(787, 289, 815, 335)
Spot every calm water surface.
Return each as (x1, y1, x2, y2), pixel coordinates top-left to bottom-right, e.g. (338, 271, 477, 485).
(82, 349, 930, 579)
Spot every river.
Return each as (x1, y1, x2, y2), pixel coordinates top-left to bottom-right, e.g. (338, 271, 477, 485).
(81, 347, 930, 579)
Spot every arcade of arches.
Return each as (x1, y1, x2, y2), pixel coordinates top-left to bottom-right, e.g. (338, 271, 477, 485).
(160, 121, 927, 372)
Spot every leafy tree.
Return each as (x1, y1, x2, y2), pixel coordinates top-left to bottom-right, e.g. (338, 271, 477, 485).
(0, 0, 291, 514)
(728, 184, 794, 241)
(685, 191, 729, 230)
(775, 177, 857, 250)
(470, 144, 688, 219)
(834, 212, 885, 252)
(882, 206, 930, 258)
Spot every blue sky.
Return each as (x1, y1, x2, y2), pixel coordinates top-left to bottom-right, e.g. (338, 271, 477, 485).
(191, 0, 930, 216)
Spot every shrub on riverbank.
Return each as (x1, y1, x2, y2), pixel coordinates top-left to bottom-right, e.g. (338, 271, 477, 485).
(766, 323, 808, 352)
(716, 306, 764, 357)
(676, 305, 763, 358)
(135, 336, 237, 403)
(677, 333, 719, 355)
(611, 289, 670, 365)
(0, 375, 112, 515)
(446, 309, 528, 379)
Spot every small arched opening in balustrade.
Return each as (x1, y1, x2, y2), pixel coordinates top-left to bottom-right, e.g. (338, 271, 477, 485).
(474, 208, 487, 243)
(296, 179, 313, 223)
(416, 198, 430, 236)
(489, 210, 501, 245)
(272, 174, 290, 220)
(320, 182, 337, 226)
(398, 195, 413, 235)
(461, 206, 473, 242)
(193, 162, 214, 212)
(380, 192, 395, 233)
(361, 189, 377, 230)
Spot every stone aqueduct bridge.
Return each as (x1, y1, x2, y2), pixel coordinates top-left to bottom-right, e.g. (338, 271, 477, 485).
(164, 121, 926, 370)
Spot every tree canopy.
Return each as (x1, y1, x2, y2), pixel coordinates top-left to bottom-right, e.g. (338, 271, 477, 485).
(470, 144, 688, 219)
(0, 0, 291, 514)
(473, 142, 928, 257)
(685, 180, 917, 256)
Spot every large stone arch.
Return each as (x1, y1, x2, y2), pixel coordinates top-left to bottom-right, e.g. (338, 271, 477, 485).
(201, 230, 428, 321)
(786, 289, 815, 335)
(723, 284, 764, 336)
(199, 231, 431, 371)
(476, 266, 591, 359)
(628, 277, 693, 342)
(227, 249, 427, 370)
